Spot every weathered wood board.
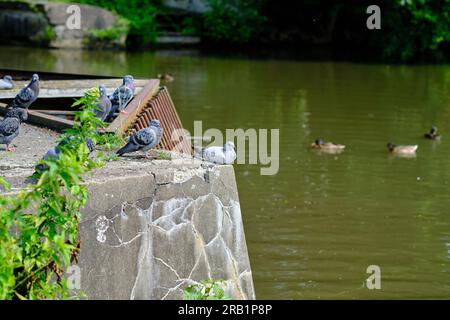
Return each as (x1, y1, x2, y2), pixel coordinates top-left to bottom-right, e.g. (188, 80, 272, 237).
(107, 79, 160, 134)
(0, 79, 149, 99)
(0, 103, 75, 131)
(0, 79, 161, 133)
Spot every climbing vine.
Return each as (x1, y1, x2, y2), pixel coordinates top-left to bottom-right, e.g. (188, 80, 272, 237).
(0, 89, 109, 299)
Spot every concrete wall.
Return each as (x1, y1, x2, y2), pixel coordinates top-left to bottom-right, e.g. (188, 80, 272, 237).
(1, 128, 255, 300)
(80, 157, 255, 300)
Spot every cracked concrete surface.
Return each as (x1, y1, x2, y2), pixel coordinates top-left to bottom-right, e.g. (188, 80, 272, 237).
(0, 132, 255, 300)
(79, 158, 255, 300)
(0, 121, 59, 192)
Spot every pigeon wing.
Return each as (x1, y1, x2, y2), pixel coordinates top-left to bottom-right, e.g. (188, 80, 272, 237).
(110, 87, 120, 103)
(93, 99, 110, 119)
(204, 146, 226, 164)
(116, 86, 133, 111)
(0, 117, 20, 136)
(15, 87, 34, 106)
(134, 128, 156, 147)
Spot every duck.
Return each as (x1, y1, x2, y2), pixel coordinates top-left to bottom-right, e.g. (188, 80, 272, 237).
(387, 143, 418, 155)
(424, 126, 440, 140)
(157, 73, 174, 82)
(0, 75, 13, 89)
(310, 139, 346, 151)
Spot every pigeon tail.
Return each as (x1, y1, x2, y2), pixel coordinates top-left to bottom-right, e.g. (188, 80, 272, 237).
(117, 141, 140, 156)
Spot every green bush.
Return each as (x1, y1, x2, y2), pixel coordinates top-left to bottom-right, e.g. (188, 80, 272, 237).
(202, 0, 266, 43)
(0, 90, 107, 299)
(78, 0, 161, 44)
(89, 18, 129, 42)
(380, 0, 450, 61)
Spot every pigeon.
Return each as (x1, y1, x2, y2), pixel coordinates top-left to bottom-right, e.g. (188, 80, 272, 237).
(193, 141, 237, 164)
(0, 75, 13, 89)
(116, 119, 163, 158)
(7, 74, 39, 109)
(0, 107, 28, 152)
(25, 137, 95, 184)
(107, 75, 135, 121)
(92, 85, 112, 122)
(35, 137, 94, 172)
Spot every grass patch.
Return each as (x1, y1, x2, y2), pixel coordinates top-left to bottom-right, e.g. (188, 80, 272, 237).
(157, 150, 172, 160)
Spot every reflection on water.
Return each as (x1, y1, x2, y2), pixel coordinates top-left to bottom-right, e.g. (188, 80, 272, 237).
(1, 46, 449, 299)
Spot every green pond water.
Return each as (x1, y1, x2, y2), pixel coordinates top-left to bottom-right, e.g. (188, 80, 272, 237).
(1, 46, 449, 299)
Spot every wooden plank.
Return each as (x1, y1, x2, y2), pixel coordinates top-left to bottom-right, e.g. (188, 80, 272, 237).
(1, 79, 162, 134)
(26, 110, 75, 131)
(0, 103, 75, 131)
(33, 110, 75, 115)
(107, 79, 160, 135)
(0, 79, 149, 99)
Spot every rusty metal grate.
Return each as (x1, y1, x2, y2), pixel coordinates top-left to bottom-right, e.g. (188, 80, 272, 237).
(130, 86, 191, 154)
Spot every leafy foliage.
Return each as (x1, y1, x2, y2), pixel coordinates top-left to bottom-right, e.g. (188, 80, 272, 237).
(87, 17, 130, 48)
(183, 279, 232, 300)
(0, 89, 109, 299)
(78, 0, 161, 45)
(202, 0, 266, 43)
(96, 132, 126, 152)
(380, 0, 450, 61)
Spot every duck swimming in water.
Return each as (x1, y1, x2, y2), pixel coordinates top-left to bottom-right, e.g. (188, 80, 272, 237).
(157, 73, 174, 82)
(387, 143, 418, 155)
(424, 126, 440, 140)
(311, 139, 346, 152)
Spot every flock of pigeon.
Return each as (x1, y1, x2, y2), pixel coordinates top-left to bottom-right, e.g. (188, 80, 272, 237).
(0, 73, 237, 166)
(0, 74, 39, 151)
(310, 126, 439, 156)
(4, 71, 436, 167)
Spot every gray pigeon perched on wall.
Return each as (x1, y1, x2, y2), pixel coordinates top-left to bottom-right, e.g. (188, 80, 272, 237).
(107, 75, 135, 121)
(24, 137, 95, 184)
(7, 74, 39, 109)
(92, 85, 112, 122)
(116, 119, 163, 158)
(0, 75, 13, 89)
(35, 137, 94, 172)
(194, 141, 237, 164)
(0, 107, 28, 152)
